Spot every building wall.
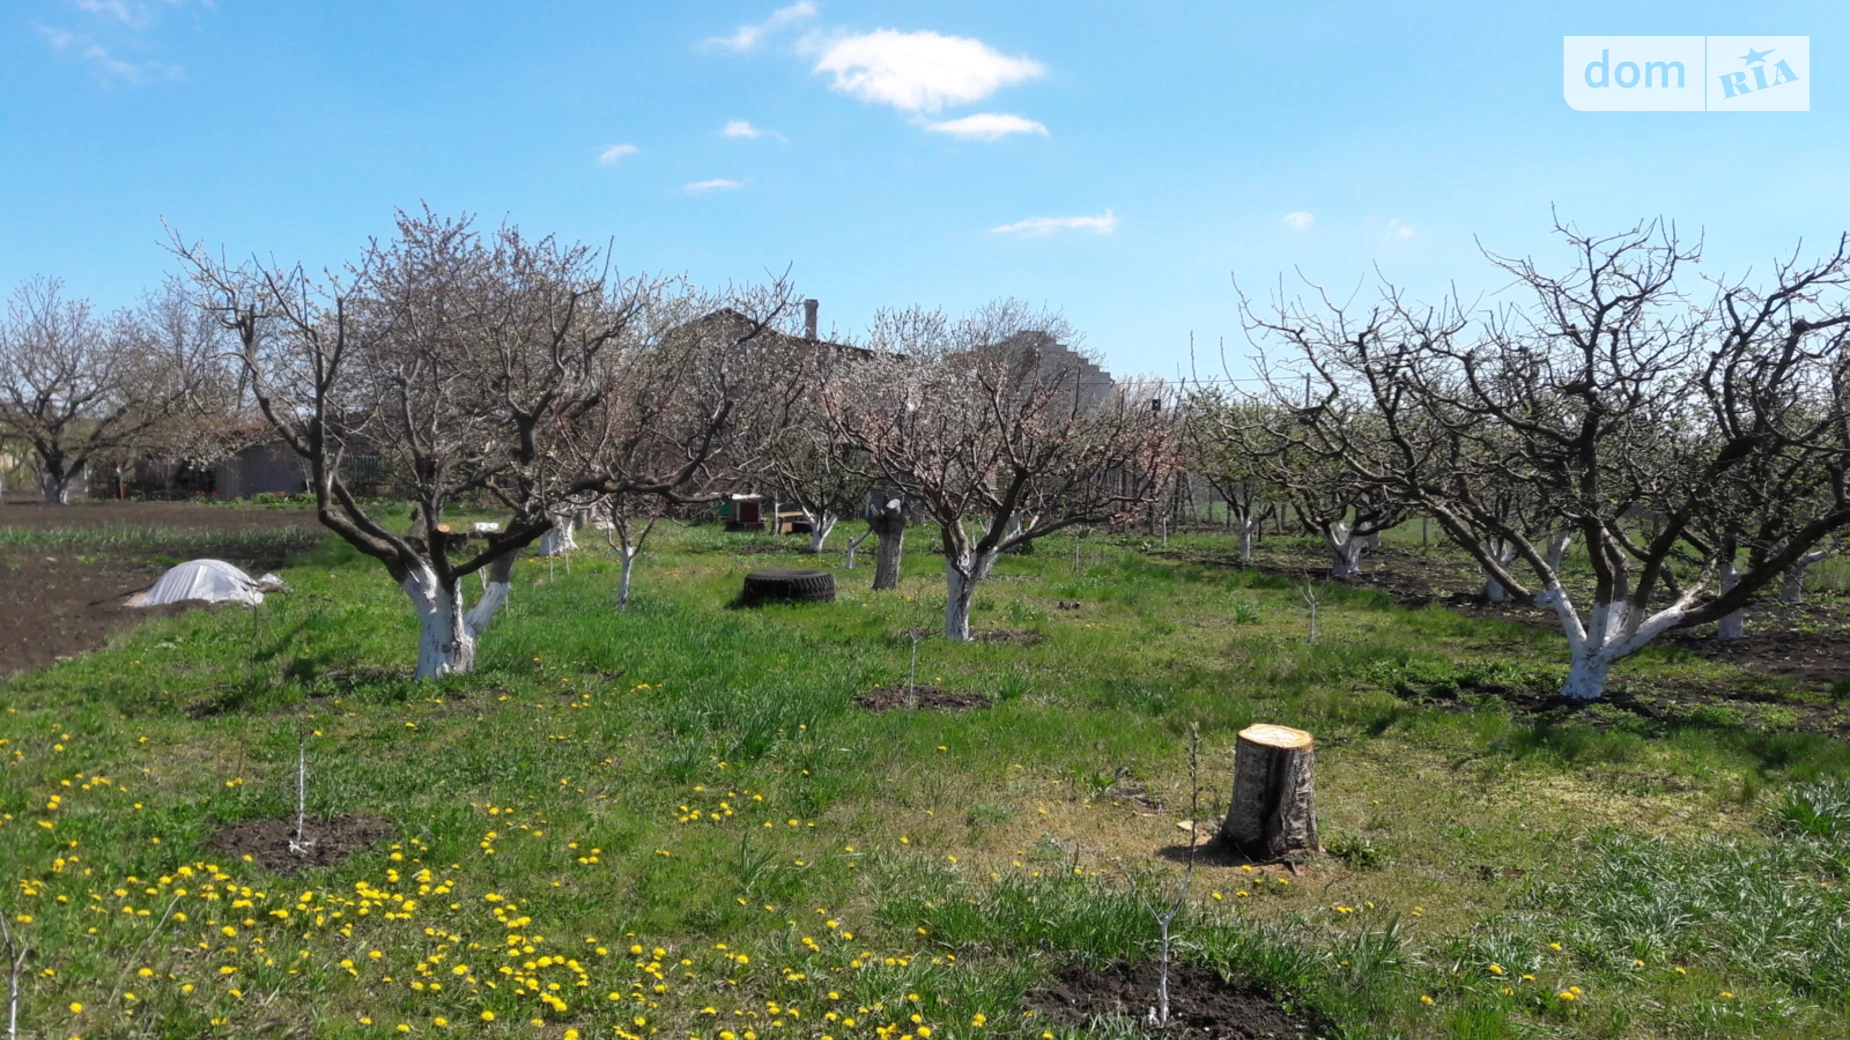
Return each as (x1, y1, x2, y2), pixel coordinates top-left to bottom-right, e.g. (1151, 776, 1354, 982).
(215, 444, 308, 498)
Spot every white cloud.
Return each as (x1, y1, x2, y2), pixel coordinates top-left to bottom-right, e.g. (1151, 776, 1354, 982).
(925, 113, 1047, 140)
(988, 210, 1117, 237)
(37, 23, 178, 82)
(685, 178, 744, 194)
(723, 119, 786, 142)
(597, 143, 639, 166)
(1382, 218, 1415, 241)
(705, 1, 818, 53)
(75, 0, 146, 26)
(813, 29, 1044, 113)
(1282, 211, 1314, 230)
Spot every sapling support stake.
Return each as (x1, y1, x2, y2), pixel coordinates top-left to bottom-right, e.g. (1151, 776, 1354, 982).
(1146, 722, 1201, 1029)
(908, 631, 921, 710)
(289, 723, 314, 855)
(1, 913, 28, 1040)
(1300, 578, 1322, 645)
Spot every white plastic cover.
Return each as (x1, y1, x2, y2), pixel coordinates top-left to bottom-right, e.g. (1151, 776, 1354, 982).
(128, 559, 283, 608)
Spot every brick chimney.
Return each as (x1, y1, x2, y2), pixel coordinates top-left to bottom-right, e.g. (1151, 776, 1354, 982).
(803, 299, 819, 339)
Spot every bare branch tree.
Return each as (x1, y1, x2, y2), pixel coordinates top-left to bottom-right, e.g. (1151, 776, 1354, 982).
(0, 277, 217, 502)
(827, 300, 1181, 639)
(173, 208, 786, 676)
(1256, 219, 1850, 700)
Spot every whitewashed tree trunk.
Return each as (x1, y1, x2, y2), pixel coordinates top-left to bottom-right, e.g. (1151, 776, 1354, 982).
(1545, 531, 1572, 574)
(540, 516, 577, 555)
(844, 528, 873, 569)
(1325, 524, 1364, 576)
(403, 556, 512, 679)
(1717, 561, 1745, 640)
(463, 578, 509, 636)
(405, 568, 476, 679)
(41, 471, 71, 504)
(804, 510, 838, 553)
(1560, 650, 1614, 702)
(1537, 581, 1695, 702)
(1366, 530, 1382, 550)
(616, 548, 639, 608)
(943, 547, 997, 641)
(1236, 517, 1257, 561)
(1482, 541, 1520, 602)
(1780, 551, 1828, 604)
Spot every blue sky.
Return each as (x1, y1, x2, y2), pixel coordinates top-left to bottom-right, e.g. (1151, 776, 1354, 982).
(3, 1, 1845, 380)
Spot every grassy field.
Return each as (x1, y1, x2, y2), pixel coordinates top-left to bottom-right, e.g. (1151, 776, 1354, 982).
(2, 514, 1848, 1039)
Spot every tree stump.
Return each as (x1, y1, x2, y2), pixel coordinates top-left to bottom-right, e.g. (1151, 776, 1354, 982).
(1219, 723, 1319, 860)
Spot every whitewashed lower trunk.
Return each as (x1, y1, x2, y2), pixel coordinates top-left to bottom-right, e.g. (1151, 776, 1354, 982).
(1236, 518, 1256, 561)
(844, 529, 872, 569)
(404, 570, 477, 679)
(1780, 552, 1826, 605)
(540, 518, 577, 556)
(805, 512, 838, 553)
(1560, 652, 1613, 702)
(1539, 582, 1691, 702)
(1366, 530, 1381, 550)
(1545, 532, 1572, 574)
(464, 581, 510, 636)
(1327, 532, 1364, 577)
(42, 473, 71, 504)
(1482, 542, 1519, 603)
(616, 549, 639, 608)
(943, 549, 996, 642)
(1716, 562, 1745, 640)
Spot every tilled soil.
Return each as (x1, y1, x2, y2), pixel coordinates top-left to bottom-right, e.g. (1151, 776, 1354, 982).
(0, 500, 322, 676)
(1025, 961, 1320, 1039)
(205, 814, 395, 873)
(1671, 627, 1850, 690)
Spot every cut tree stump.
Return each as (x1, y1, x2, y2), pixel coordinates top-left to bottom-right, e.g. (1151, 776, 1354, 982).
(1218, 723, 1320, 860)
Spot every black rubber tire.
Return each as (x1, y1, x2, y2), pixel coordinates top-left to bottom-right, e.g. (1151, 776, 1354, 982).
(740, 568, 836, 606)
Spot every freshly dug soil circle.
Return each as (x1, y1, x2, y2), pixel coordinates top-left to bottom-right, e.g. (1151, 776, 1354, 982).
(854, 686, 993, 713)
(1025, 961, 1318, 1039)
(206, 814, 394, 873)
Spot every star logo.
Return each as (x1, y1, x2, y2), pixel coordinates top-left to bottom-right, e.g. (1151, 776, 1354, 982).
(1740, 46, 1774, 65)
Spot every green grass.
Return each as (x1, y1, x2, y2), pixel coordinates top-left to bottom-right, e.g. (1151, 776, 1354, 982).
(1, 517, 1847, 1038)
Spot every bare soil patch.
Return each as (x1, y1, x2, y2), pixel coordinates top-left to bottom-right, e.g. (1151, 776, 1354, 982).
(205, 814, 394, 873)
(1025, 961, 1319, 1039)
(0, 501, 322, 677)
(1671, 627, 1850, 690)
(854, 686, 993, 712)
